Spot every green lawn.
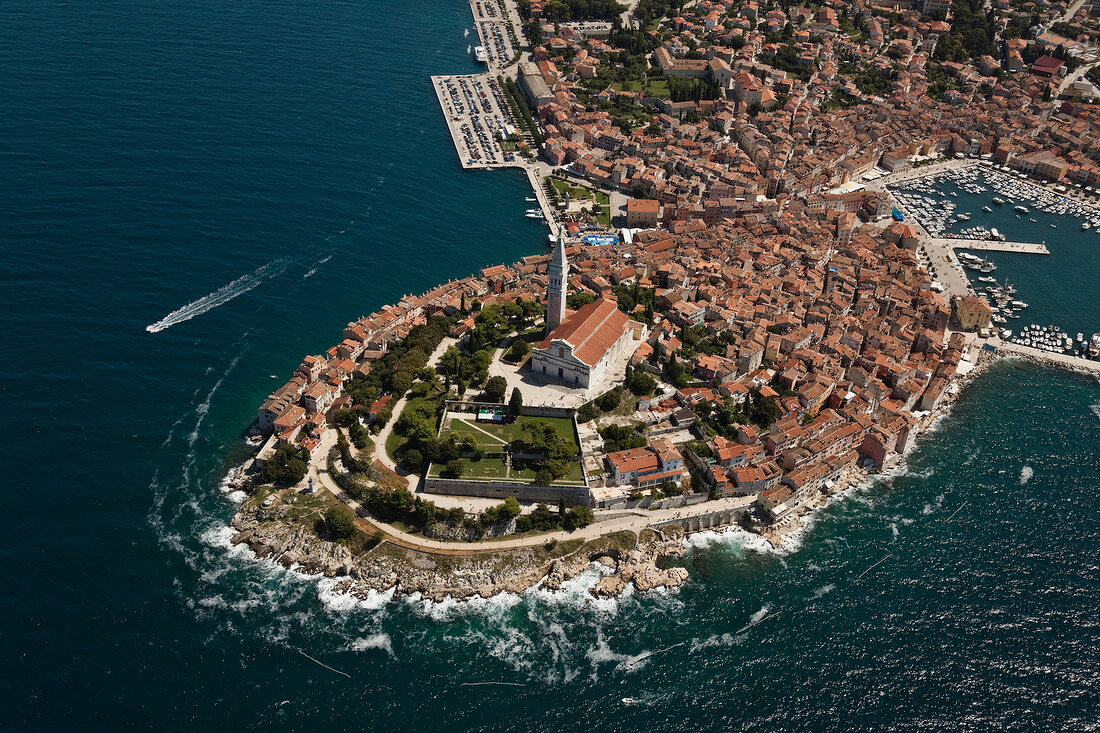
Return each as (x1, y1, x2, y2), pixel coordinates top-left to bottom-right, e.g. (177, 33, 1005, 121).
(430, 454, 586, 484)
(385, 390, 445, 460)
(550, 178, 593, 200)
(445, 415, 578, 452)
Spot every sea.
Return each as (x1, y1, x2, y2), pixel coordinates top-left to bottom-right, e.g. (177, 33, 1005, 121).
(3, 1, 1100, 731)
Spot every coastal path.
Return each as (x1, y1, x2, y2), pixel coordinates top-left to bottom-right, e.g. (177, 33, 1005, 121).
(312, 452, 757, 555)
(993, 339, 1100, 376)
(372, 337, 458, 485)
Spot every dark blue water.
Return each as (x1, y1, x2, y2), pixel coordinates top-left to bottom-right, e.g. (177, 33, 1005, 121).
(902, 176, 1100, 340)
(5, 2, 1100, 731)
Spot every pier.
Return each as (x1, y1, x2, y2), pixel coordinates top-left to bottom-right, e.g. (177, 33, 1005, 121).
(935, 239, 1051, 255)
(994, 339, 1100, 376)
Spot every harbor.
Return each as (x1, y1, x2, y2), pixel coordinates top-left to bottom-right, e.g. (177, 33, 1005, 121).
(883, 162, 1100, 362)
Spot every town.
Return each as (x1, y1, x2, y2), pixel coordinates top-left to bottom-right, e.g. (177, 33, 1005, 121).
(230, 0, 1100, 594)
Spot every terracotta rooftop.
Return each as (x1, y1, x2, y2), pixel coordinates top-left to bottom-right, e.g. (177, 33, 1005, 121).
(537, 298, 631, 367)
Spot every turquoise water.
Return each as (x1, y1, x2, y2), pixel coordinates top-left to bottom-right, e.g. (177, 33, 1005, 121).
(4, 2, 1100, 730)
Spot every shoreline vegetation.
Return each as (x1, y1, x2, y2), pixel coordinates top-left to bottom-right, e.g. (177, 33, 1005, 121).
(222, 0, 1100, 603)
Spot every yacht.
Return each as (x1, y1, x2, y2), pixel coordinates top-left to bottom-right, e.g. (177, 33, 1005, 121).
(993, 196, 1005, 204)
(525, 196, 537, 202)
(1015, 205, 1030, 214)
(982, 205, 993, 212)
(1083, 222, 1092, 231)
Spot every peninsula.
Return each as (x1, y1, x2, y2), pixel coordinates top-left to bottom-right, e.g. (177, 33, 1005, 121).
(227, 0, 1100, 602)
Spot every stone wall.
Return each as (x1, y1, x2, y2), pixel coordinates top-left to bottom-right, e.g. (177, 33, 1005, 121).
(424, 476, 591, 505)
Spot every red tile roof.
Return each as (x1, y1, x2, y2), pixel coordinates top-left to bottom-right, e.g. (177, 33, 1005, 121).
(538, 298, 631, 367)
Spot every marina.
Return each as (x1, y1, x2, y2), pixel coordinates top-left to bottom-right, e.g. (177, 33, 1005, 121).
(887, 163, 1100, 360)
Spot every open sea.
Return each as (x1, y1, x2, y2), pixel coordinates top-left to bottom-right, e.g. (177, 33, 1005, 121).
(3, 1, 1100, 730)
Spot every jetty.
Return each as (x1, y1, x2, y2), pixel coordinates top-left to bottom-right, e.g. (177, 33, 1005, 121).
(995, 340, 1100, 376)
(937, 239, 1050, 255)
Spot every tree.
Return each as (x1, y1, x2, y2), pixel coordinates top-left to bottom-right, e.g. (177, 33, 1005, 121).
(445, 459, 464, 478)
(504, 339, 531, 363)
(484, 375, 508, 403)
(259, 444, 309, 486)
(509, 387, 524, 416)
(565, 504, 595, 530)
(401, 448, 424, 470)
(323, 505, 356, 541)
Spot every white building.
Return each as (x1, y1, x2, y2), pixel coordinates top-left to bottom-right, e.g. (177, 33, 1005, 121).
(531, 242, 641, 389)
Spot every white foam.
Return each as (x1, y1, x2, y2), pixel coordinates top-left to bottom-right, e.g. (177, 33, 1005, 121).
(585, 631, 652, 674)
(811, 584, 835, 599)
(146, 260, 283, 333)
(407, 588, 523, 622)
(1019, 465, 1034, 485)
(317, 578, 396, 613)
(351, 633, 395, 657)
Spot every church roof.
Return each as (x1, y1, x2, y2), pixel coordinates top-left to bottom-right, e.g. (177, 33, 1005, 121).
(537, 298, 630, 367)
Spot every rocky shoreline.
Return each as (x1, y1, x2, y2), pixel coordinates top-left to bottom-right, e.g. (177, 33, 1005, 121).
(228, 495, 689, 603)
(220, 342, 1039, 606)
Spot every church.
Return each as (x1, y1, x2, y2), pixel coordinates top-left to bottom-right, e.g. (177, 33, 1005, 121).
(530, 236, 641, 390)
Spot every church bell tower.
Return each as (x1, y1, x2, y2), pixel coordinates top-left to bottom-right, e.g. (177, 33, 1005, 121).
(546, 233, 567, 333)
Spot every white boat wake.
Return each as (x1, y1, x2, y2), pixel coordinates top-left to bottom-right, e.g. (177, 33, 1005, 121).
(146, 261, 282, 333)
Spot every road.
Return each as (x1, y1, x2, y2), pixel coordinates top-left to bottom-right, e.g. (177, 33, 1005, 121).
(313, 447, 757, 555)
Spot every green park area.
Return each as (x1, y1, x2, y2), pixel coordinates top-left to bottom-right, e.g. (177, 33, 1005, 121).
(611, 78, 670, 98)
(434, 414, 585, 484)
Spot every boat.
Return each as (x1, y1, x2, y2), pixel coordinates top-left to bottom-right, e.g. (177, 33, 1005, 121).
(1015, 205, 1029, 213)
(1083, 222, 1092, 231)
(1011, 300, 1028, 308)
(525, 197, 537, 202)
(978, 276, 996, 283)
(525, 208, 542, 215)
(269, 374, 278, 379)
(983, 206, 993, 212)
(473, 46, 488, 63)
(525, 212, 543, 219)
(622, 698, 639, 704)
(1029, 218, 1037, 223)
(993, 196, 1005, 204)
(1051, 224, 1057, 228)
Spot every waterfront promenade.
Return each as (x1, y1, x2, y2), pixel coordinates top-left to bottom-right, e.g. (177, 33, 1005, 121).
(935, 239, 1050, 255)
(994, 339, 1100, 376)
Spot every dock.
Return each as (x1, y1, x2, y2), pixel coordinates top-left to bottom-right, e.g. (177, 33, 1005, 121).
(994, 339, 1100, 376)
(935, 239, 1050, 255)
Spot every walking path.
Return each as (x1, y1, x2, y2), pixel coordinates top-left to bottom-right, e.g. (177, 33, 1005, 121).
(933, 239, 1050, 255)
(372, 337, 457, 486)
(994, 339, 1100, 376)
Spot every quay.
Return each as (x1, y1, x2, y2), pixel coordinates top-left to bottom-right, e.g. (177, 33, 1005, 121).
(993, 339, 1100, 376)
(935, 238, 1051, 255)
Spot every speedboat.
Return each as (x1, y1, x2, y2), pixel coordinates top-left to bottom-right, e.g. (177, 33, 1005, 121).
(983, 206, 993, 212)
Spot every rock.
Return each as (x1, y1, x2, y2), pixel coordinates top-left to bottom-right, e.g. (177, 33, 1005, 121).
(592, 576, 626, 597)
(595, 555, 616, 569)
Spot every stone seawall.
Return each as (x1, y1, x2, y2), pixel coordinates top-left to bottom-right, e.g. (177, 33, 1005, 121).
(424, 476, 591, 505)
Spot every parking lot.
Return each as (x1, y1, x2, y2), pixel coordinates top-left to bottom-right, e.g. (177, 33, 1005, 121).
(431, 73, 518, 168)
(471, 0, 516, 68)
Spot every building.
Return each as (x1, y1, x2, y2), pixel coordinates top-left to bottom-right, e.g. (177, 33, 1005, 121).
(626, 198, 660, 228)
(518, 62, 555, 108)
(952, 295, 992, 331)
(546, 234, 567, 333)
(532, 297, 640, 388)
(605, 439, 684, 488)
